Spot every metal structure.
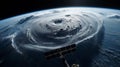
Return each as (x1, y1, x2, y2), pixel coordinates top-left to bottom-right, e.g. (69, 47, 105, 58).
(44, 44, 77, 67)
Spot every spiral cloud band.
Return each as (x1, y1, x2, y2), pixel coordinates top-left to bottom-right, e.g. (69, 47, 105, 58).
(0, 8, 103, 53)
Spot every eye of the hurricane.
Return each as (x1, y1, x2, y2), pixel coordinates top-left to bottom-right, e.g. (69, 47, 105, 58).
(45, 17, 82, 37)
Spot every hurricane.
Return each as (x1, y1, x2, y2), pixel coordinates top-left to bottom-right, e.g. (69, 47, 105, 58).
(0, 8, 103, 54)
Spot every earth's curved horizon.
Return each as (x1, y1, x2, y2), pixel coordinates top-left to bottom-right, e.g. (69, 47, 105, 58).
(0, 7, 120, 67)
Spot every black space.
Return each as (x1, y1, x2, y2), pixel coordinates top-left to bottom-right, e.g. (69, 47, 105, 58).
(0, 0, 120, 20)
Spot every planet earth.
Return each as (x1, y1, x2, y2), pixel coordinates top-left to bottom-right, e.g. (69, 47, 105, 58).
(0, 7, 120, 67)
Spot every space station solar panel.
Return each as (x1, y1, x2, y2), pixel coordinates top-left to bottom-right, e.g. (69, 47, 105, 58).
(44, 44, 76, 59)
